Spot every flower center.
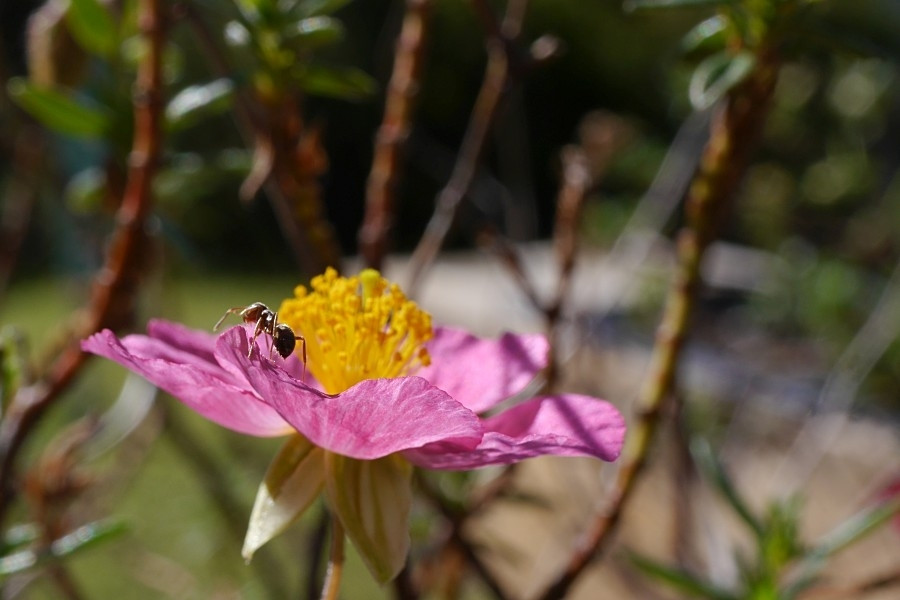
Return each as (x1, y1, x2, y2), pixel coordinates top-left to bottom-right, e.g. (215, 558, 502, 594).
(278, 268, 433, 394)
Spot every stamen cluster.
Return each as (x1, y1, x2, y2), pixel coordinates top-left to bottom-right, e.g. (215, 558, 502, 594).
(278, 267, 433, 394)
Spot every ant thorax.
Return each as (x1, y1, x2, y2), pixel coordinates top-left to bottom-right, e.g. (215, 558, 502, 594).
(214, 302, 307, 366)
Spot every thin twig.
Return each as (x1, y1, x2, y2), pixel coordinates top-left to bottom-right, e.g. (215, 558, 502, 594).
(0, 0, 166, 524)
(404, 0, 529, 297)
(305, 509, 330, 600)
(543, 147, 592, 385)
(481, 115, 629, 387)
(319, 515, 345, 600)
(415, 472, 510, 600)
(479, 230, 544, 312)
(669, 388, 699, 568)
(359, 0, 431, 271)
(534, 47, 780, 600)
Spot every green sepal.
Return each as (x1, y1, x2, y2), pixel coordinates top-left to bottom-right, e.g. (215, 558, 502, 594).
(324, 453, 412, 584)
(242, 434, 325, 561)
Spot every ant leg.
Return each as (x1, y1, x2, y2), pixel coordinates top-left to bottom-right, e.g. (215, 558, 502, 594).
(213, 307, 245, 331)
(247, 316, 266, 358)
(269, 311, 279, 358)
(297, 335, 307, 381)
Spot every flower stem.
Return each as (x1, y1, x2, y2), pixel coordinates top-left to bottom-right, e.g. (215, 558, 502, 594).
(319, 515, 345, 600)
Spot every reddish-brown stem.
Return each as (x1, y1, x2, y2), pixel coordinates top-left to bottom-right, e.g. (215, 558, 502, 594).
(535, 47, 780, 600)
(544, 147, 591, 385)
(0, 0, 166, 523)
(405, 0, 529, 297)
(359, 0, 431, 271)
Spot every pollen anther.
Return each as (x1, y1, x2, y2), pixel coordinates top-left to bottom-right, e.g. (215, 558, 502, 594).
(278, 267, 434, 394)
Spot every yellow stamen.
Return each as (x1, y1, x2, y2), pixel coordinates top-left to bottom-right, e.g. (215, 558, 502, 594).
(278, 268, 433, 394)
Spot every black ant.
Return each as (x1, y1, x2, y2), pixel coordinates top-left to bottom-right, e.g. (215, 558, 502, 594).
(214, 302, 307, 369)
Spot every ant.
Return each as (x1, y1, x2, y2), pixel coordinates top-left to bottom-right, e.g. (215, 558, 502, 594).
(214, 302, 307, 370)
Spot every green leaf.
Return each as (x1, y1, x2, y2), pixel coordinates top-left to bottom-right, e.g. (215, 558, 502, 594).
(628, 553, 738, 600)
(242, 435, 325, 561)
(284, 16, 345, 48)
(1, 524, 39, 554)
(65, 167, 107, 214)
(0, 520, 126, 577)
(691, 439, 765, 539)
(681, 16, 729, 58)
(165, 79, 235, 132)
(810, 496, 900, 559)
(7, 78, 111, 138)
(783, 496, 900, 597)
(294, 0, 353, 18)
(324, 453, 412, 583)
(51, 521, 127, 555)
(625, 0, 735, 12)
(298, 65, 376, 100)
(66, 0, 117, 56)
(688, 50, 756, 110)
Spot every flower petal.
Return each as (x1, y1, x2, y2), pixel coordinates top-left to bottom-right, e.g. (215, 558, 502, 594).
(147, 319, 217, 364)
(324, 453, 412, 584)
(404, 394, 626, 470)
(82, 329, 290, 437)
(419, 326, 548, 413)
(243, 434, 326, 561)
(215, 328, 484, 460)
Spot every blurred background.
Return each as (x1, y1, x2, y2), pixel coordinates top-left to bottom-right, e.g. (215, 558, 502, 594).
(1, 0, 900, 598)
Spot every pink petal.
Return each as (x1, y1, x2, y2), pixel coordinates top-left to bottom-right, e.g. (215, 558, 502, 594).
(404, 394, 626, 470)
(215, 328, 484, 460)
(82, 329, 291, 437)
(147, 319, 217, 362)
(419, 326, 548, 413)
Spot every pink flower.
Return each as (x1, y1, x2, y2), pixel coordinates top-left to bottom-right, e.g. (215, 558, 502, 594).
(83, 321, 624, 466)
(81, 268, 625, 582)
